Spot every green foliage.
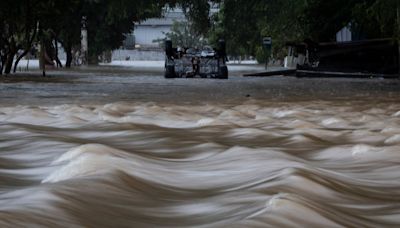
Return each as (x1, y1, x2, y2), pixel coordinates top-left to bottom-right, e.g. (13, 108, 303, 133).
(1, 0, 399, 72)
(208, 1, 257, 59)
(352, 0, 398, 39)
(0, 0, 172, 71)
(82, 0, 166, 63)
(178, 0, 211, 35)
(208, 0, 400, 62)
(155, 20, 208, 48)
(255, 46, 267, 64)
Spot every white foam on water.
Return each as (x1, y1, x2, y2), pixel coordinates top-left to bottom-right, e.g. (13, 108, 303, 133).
(97, 107, 218, 129)
(227, 128, 267, 139)
(251, 194, 341, 227)
(1, 101, 400, 227)
(272, 110, 297, 118)
(321, 117, 342, 126)
(384, 134, 400, 145)
(51, 144, 113, 165)
(350, 144, 400, 163)
(392, 111, 400, 117)
(43, 144, 131, 183)
(196, 118, 215, 126)
(351, 144, 378, 158)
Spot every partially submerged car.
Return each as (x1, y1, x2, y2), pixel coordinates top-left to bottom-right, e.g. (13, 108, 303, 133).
(164, 40, 228, 79)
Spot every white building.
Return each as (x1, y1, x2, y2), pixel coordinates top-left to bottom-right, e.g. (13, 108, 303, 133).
(129, 4, 220, 49)
(132, 9, 186, 49)
(336, 24, 352, 42)
(116, 5, 220, 61)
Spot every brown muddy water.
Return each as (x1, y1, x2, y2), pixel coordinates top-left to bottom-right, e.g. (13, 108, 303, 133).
(1, 68, 400, 227)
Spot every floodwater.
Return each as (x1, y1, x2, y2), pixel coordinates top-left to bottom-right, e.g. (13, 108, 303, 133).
(1, 67, 400, 227)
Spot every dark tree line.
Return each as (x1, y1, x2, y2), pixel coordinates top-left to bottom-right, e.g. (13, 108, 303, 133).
(0, 0, 210, 75)
(207, 0, 400, 61)
(1, 0, 82, 74)
(1, 0, 398, 74)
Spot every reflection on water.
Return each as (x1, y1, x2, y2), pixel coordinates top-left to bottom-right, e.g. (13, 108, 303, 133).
(1, 101, 400, 227)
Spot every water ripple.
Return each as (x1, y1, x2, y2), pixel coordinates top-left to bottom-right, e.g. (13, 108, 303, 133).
(1, 101, 400, 227)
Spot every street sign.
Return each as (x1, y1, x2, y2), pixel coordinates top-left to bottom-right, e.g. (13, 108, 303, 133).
(263, 37, 272, 46)
(262, 37, 272, 70)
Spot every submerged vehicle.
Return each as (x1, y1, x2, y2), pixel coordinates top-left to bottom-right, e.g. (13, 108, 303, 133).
(164, 40, 228, 79)
(286, 39, 399, 77)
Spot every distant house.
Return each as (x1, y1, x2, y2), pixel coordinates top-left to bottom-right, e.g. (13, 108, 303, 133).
(336, 23, 367, 43)
(336, 24, 352, 42)
(124, 4, 220, 50)
(124, 9, 186, 50)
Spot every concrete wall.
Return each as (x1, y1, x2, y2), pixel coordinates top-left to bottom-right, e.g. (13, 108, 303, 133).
(112, 49, 165, 61)
(134, 25, 171, 47)
(132, 8, 187, 47)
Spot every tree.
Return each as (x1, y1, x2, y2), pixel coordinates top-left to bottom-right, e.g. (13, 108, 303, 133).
(81, 0, 214, 64)
(81, 0, 167, 64)
(208, 0, 400, 62)
(155, 20, 208, 48)
(178, 0, 211, 35)
(0, 0, 39, 74)
(0, 0, 173, 73)
(39, 0, 83, 68)
(1, 0, 396, 74)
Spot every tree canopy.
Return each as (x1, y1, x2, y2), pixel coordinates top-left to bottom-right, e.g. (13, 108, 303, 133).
(0, 0, 172, 74)
(0, 0, 398, 74)
(208, 0, 399, 61)
(155, 20, 208, 48)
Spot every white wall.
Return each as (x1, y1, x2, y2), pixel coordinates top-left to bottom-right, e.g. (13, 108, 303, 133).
(132, 8, 187, 47)
(336, 26, 352, 42)
(134, 25, 171, 46)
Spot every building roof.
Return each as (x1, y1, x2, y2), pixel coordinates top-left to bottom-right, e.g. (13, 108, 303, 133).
(137, 4, 220, 27)
(137, 9, 186, 26)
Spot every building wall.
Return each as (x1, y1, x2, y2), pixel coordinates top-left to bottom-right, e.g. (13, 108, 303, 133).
(112, 49, 165, 61)
(132, 8, 187, 48)
(134, 25, 171, 47)
(130, 4, 220, 48)
(336, 25, 352, 42)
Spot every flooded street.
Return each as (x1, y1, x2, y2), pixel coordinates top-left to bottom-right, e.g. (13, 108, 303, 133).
(1, 66, 400, 105)
(1, 67, 400, 227)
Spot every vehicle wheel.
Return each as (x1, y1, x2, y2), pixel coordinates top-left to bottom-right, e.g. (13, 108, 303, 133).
(218, 66, 228, 79)
(165, 40, 173, 58)
(218, 39, 226, 58)
(165, 65, 176, 78)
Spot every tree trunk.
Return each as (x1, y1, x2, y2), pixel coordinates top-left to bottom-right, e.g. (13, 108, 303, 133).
(13, 18, 38, 73)
(13, 50, 29, 73)
(65, 45, 72, 68)
(88, 53, 99, 65)
(55, 55, 63, 68)
(39, 38, 46, 77)
(4, 51, 16, 74)
(0, 55, 3, 75)
(0, 52, 6, 75)
(398, 40, 400, 75)
(4, 37, 17, 74)
(54, 39, 63, 68)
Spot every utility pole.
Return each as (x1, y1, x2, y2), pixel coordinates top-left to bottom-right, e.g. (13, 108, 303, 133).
(263, 37, 272, 70)
(81, 16, 88, 66)
(37, 22, 46, 77)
